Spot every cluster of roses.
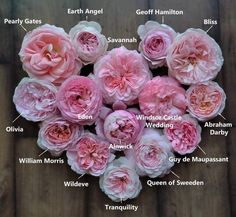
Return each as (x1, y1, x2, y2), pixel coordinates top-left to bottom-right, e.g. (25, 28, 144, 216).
(13, 20, 226, 202)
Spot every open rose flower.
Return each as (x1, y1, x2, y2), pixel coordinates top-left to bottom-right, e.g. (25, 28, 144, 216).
(67, 132, 115, 176)
(94, 46, 151, 105)
(99, 157, 142, 202)
(56, 75, 102, 125)
(13, 77, 58, 122)
(164, 114, 201, 154)
(167, 28, 223, 85)
(186, 81, 226, 121)
(19, 24, 82, 85)
(137, 21, 176, 68)
(69, 21, 108, 65)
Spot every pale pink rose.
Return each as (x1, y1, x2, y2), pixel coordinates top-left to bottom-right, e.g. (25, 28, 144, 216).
(126, 129, 174, 178)
(67, 132, 115, 176)
(167, 28, 223, 85)
(37, 115, 83, 156)
(69, 21, 108, 65)
(137, 21, 176, 68)
(164, 114, 201, 155)
(94, 46, 151, 105)
(139, 76, 186, 120)
(99, 157, 142, 202)
(56, 75, 102, 125)
(13, 77, 58, 122)
(19, 24, 82, 85)
(186, 81, 226, 121)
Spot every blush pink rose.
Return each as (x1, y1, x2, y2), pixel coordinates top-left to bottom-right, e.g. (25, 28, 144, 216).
(137, 21, 176, 68)
(19, 24, 82, 85)
(13, 77, 58, 122)
(94, 46, 151, 105)
(99, 157, 142, 202)
(164, 114, 201, 155)
(67, 132, 115, 176)
(69, 21, 108, 65)
(186, 81, 226, 121)
(56, 75, 102, 125)
(167, 28, 223, 85)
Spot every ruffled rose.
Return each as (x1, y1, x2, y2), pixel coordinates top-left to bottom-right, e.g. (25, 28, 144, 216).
(69, 21, 108, 65)
(67, 132, 114, 176)
(13, 77, 57, 122)
(56, 75, 102, 125)
(164, 114, 201, 154)
(94, 46, 151, 105)
(186, 81, 226, 121)
(167, 28, 223, 85)
(137, 21, 176, 68)
(99, 157, 142, 202)
(19, 24, 82, 85)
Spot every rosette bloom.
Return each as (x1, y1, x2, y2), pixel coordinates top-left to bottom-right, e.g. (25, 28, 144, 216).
(137, 21, 176, 68)
(69, 21, 108, 64)
(167, 28, 223, 85)
(99, 157, 142, 202)
(164, 114, 201, 154)
(67, 132, 114, 176)
(94, 46, 151, 105)
(13, 77, 57, 122)
(56, 75, 102, 125)
(186, 81, 226, 121)
(19, 24, 82, 84)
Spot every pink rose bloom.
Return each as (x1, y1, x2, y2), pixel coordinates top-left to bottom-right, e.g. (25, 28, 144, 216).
(167, 28, 223, 85)
(99, 157, 142, 202)
(37, 115, 83, 156)
(56, 75, 102, 125)
(19, 24, 82, 85)
(94, 46, 151, 105)
(67, 132, 115, 176)
(137, 21, 176, 68)
(69, 21, 108, 65)
(164, 114, 201, 155)
(126, 129, 174, 178)
(139, 76, 186, 120)
(13, 77, 57, 122)
(186, 81, 226, 121)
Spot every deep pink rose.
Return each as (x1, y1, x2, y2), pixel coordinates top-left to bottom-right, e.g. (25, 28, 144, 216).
(167, 28, 223, 85)
(19, 24, 82, 85)
(13, 77, 58, 122)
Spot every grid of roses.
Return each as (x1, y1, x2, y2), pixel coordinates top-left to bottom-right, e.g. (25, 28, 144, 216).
(13, 20, 226, 202)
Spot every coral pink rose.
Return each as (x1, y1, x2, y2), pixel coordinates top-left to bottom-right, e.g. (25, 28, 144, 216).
(137, 21, 176, 68)
(13, 77, 58, 122)
(56, 75, 102, 125)
(19, 24, 82, 85)
(167, 28, 223, 85)
(99, 157, 142, 202)
(94, 46, 151, 105)
(186, 81, 226, 121)
(164, 114, 201, 154)
(69, 21, 108, 64)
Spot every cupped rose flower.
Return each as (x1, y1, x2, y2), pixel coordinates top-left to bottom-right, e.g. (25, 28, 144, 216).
(164, 114, 201, 155)
(19, 24, 82, 85)
(13, 77, 58, 122)
(37, 115, 83, 156)
(69, 21, 108, 65)
(67, 132, 115, 176)
(56, 75, 102, 125)
(137, 21, 176, 68)
(99, 157, 142, 202)
(167, 28, 223, 85)
(126, 129, 174, 178)
(186, 81, 226, 121)
(94, 46, 152, 105)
